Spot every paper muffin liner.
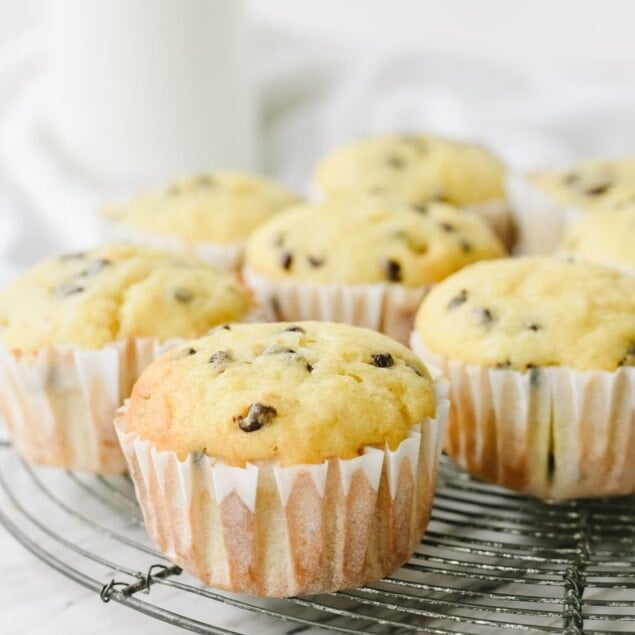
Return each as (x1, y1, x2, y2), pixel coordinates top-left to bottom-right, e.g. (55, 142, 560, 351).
(115, 381, 448, 597)
(463, 198, 516, 252)
(101, 217, 245, 271)
(505, 171, 582, 256)
(410, 332, 635, 500)
(242, 266, 428, 345)
(0, 338, 180, 474)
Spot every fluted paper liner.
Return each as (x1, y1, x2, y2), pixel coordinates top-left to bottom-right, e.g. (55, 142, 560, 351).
(115, 383, 448, 597)
(0, 338, 180, 473)
(242, 266, 428, 345)
(102, 217, 245, 271)
(463, 198, 516, 252)
(410, 331, 635, 500)
(506, 171, 582, 256)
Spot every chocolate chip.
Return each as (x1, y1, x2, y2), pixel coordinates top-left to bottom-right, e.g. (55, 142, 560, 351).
(307, 255, 325, 268)
(196, 174, 215, 187)
(284, 325, 305, 333)
(384, 259, 402, 282)
(411, 204, 428, 214)
(474, 307, 494, 325)
(173, 347, 197, 360)
(235, 403, 277, 432)
(306, 363, 313, 372)
(407, 363, 423, 377)
(55, 283, 85, 298)
(221, 324, 231, 330)
(79, 258, 112, 277)
(386, 155, 405, 169)
(59, 252, 86, 262)
(174, 288, 194, 303)
(585, 183, 611, 196)
(527, 323, 541, 332)
(280, 251, 293, 270)
(447, 289, 468, 309)
(495, 360, 511, 369)
(371, 352, 394, 368)
(209, 350, 233, 365)
(617, 344, 635, 366)
(262, 345, 296, 355)
(439, 221, 456, 233)
(459, 240, 472, 253)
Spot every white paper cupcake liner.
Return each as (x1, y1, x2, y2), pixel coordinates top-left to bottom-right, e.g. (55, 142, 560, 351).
(505, 171, 582, 256)
(0, 337, 180, 473)
(463, 198, 516, 252)
(242, 266, 428, 345)
(101, 217, 245, 271)
(410, 332, 635, 500)
(115, 382, 449, 597)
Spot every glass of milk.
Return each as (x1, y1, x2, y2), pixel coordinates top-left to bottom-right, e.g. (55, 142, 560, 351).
(42, 0, 258, 185)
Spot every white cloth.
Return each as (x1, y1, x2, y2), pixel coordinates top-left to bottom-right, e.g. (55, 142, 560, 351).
(2, 25, 635, 286)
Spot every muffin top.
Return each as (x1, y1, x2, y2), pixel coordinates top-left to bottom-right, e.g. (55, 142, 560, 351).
(415, 256, 635, 371)
(532, 158, 635, 210)
(0, 244, 252, 352)
(314, 134, 506, 207)
(244, 201, 505, 286)
(562, 205, 635, 270)
(101, 171, 301, 244)
(125, 321, 436, 466)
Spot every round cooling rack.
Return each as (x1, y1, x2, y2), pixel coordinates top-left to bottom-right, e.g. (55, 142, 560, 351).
(1, 440, 634, 635)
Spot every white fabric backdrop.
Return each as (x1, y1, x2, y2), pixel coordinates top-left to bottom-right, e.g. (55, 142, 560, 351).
(1, 20, 635, 286)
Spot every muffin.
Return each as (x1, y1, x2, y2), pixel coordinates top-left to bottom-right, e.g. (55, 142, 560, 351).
(507, 158, 635, 255)
(313, 134, 514, 249)
(115, 321, 449, 597)
(562, 204, 635, 272)
(410, 256, 635, 500)
(0, 244, 252, 473)
(101, 171, 301, 270)
(243, 200, 505, 344)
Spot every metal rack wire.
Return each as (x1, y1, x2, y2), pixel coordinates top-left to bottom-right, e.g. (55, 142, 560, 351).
(1, 438, 633, 634)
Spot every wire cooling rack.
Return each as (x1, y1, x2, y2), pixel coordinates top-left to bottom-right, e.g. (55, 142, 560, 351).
(0, 439, 633, 635)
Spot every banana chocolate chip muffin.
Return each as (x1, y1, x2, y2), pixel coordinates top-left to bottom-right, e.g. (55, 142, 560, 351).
(562, 204, 635, 272)
(411, 256, 635, 500)
(507, 157, 635, 255)
(0, 244, 252, 473)
(116, 321, 449, 597)
(101, 171, 301, 270)
(243, 200, 505, 344)
(313, 134, 514, 248)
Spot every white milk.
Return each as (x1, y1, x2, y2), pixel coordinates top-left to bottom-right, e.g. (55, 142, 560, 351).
(42, 0, 258, 185)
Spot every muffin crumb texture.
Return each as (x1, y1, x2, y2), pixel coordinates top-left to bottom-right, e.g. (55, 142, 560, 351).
(315, 134, 506, 206)
(245, 201, 505, 286)
(415, 256, 635, 371)
(101, 171, 301, 244)
(126, 321, 436, 466)
(0, 244, 252, 351)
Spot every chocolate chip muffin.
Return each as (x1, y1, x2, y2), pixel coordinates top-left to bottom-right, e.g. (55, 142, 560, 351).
(116, 321, 449, 597)
(562, 204, 635, 272)
(243, 200, 505, 343)
(411, 256, 635, 500)
(507, 158, 635, 255)
(101, 171, 301, 270)
(313, 134, 514, 248)
(0, 244, 252, 473)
